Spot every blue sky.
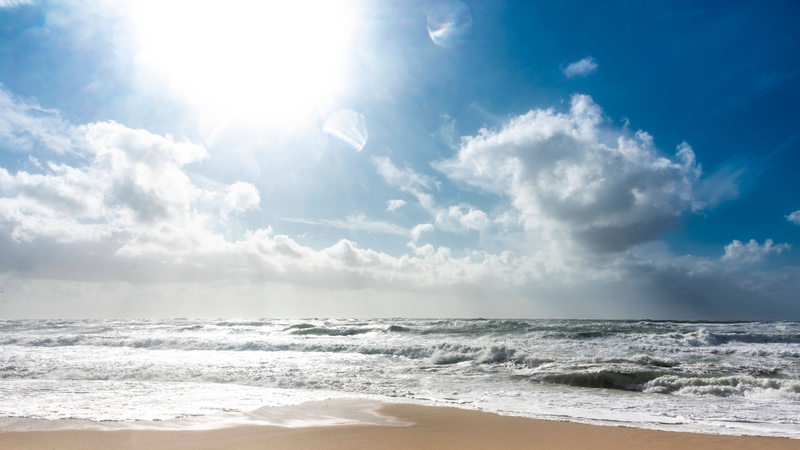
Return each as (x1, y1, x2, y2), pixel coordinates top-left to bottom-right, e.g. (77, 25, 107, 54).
(1, 0, 799, 319)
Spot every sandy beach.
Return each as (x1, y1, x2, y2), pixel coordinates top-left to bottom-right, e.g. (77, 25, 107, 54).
(0, 404, 797, 450)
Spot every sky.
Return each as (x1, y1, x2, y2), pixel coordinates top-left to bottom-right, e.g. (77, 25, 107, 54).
(1, 0, 799, 319)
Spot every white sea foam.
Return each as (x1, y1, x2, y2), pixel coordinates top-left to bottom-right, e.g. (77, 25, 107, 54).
(0, 319, 798, 438)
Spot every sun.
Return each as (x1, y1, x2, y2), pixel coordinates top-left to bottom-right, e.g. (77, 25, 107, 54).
(130, 0, 359, 130)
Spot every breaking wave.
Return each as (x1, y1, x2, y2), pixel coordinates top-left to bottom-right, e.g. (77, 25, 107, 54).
(2, 318, 799, 437)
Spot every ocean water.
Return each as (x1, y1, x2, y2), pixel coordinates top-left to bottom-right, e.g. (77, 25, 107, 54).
(0, 319, 798, 437)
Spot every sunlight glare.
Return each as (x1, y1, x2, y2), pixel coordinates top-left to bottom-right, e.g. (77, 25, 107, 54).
(323, 109, 368, 151)
(132, 0, 359, 129)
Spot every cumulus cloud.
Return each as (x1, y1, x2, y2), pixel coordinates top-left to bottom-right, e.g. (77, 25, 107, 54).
(0, 118, 234, 242)
(373, 156, 494, 236)
(3, 91, 518, 292)
(436, 94, 709, 253)
(787, 210, 800, 225)
(435, 205, 489, 232)
(83, 121, 207, 224)
(722, 239, 790, 264)
(221, 182, 260, 218)
(2, 86, 798, 319)
(563, 57, 598, 78)
(0, 87, 260, 250)
(0, 86, 536, 294)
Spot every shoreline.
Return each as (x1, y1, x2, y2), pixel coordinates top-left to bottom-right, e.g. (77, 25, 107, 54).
(0, 403, 797, 450)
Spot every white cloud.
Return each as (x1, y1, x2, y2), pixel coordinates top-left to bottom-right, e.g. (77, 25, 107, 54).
(373, 156, 495, 237)
(722, 239, 790, 264)
(98, 226, 546, 291)
(323, 214, 409, 236)
(0, 165, 108, 243)
(221, 182, 260, 218)
(115, 222, 228, 259)
(83, 121, 207, 224)
(436, 94, 708, 253)
(787, 210, 800, 225)
(283, 214, 409, 237)
(0, 88, 77, 154)
(2, 86, 798, 319)
(435, 205, 489, 232)
(0, 119, 212, 240)
(563, 57, 598, 78)
(372, 156, 436, 205)
(376, 158, 444, 204)
(439, 114, 458, 148)
(695, 163, 744, 207)
(0, 87, 249, 250)
(0, 86, 546, 292)
(386, 199, 406, 211)
(0, 0, 32, 8)
(410, 223, 434, 242)
(494, 210, 520, 228)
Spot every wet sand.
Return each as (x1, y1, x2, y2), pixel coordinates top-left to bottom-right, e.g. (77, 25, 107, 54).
(0, 403, 797, 449)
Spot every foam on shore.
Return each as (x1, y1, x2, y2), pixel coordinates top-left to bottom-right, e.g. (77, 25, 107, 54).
(0, 399, 406, 432)
(0, 403, 797, 450)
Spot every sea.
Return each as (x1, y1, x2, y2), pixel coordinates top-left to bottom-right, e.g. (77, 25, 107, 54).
(0, 318, 798, 437)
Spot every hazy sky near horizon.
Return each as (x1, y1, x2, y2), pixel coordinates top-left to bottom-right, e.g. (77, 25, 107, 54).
(1, 0, 799, 319)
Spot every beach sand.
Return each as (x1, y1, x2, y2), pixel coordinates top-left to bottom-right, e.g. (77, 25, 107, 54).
(0, 404, 796, 450)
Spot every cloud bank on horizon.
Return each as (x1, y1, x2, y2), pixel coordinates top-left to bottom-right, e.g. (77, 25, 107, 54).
(1, 1, 799, 319)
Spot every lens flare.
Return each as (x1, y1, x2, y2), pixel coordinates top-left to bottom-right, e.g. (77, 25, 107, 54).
(426, 0, 473, 48)
(323, 109, 368, 151)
